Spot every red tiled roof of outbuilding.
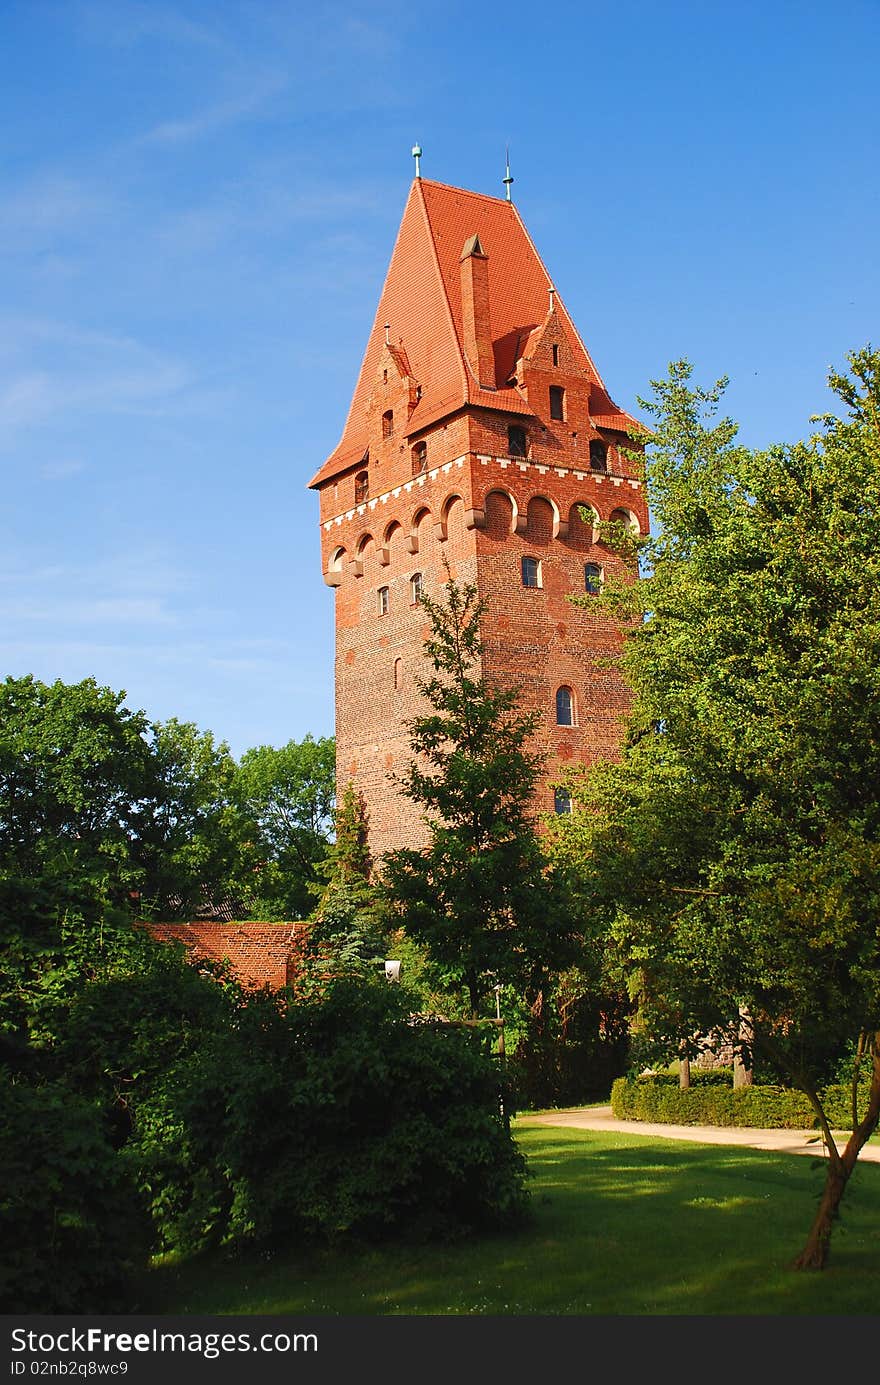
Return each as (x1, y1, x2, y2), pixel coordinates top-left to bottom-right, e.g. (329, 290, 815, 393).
(309, 179, 611, 489)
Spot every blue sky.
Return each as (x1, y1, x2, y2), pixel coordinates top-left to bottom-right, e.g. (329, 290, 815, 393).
(2, 0, 878, 757)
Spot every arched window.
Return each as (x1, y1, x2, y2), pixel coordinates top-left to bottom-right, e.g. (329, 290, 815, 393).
(412, 441, 427, 475)
(378, 586, 389, 616)
(410, 572, 423, 604)
(556, 685, 575, 726)
(584, 563, 602, 595)
(508, 424, 527, 458)
(554, 787, 573, 815)
(355, 470, 369, 503)
(382, 409, 394, 439)
(589, 440, 607, 473)
(393, 657, 402, 691)
(521, 556, 541, 588)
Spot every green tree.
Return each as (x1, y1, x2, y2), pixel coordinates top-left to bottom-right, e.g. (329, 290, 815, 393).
(0, 675, 151, 901)
(555, 348, 880, 1269)
(307, 782, 389, 978)
(138, 718, 258, 919)
(234, 736, 336, 918)
(383, 577, 579, 1017)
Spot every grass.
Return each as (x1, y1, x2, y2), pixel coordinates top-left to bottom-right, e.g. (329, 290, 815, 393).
(137, 1124, 880, 1316)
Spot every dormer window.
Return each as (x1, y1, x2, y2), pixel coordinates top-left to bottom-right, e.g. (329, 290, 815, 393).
(549, 386, 565, 421)
(590, 440, 608, 473)
(382, 409, 394, 439)
(508, 424, 527, 458)
(355, 471, 369, 504)
(412, 441, 428, 475)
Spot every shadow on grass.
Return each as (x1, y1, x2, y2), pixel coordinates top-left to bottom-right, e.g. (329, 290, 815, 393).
(137, 1128, 880, 1317)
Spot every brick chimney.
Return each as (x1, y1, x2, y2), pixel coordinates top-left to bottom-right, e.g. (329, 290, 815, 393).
(459, 234, 495, 389)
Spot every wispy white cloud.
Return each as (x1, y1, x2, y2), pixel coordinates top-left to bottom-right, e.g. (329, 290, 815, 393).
(0, 317, 193, 438)
(79, 0, 227, 52)
(138, 74, 287, 147)
(0, 175, 107, 252)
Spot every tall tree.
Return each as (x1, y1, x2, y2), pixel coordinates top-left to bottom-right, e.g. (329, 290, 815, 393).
(555, 348, 880, 1269)
(234, 736, 336, 918)
(383, 578, 579, 1017)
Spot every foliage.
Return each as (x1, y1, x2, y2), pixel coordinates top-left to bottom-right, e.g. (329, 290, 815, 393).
(554, 346, 880, 1267)
(137, 718, 258, 919)
(234, 736, 336, 919)
(0, 676, 151, 901)
(383, 577, 579, 1016)
(142, 979, 528, 1251)
(305, 783, 390, 978)
(0, 1074, 147, 1313)
(509, 969, 631, 1109)
(610, 1075, 874, 1130)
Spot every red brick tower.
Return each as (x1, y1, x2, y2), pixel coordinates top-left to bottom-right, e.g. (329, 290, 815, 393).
(309, 175, 648, 856)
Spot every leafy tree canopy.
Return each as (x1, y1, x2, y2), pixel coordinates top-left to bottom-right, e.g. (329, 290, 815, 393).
(554, 347, 880, 1268)
(234, 735, 336, 919)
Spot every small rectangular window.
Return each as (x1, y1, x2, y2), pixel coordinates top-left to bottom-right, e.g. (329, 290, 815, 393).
(378, 586, 389, 616)
(521, 556, 540, 588)
(552, 344, 559, 367)
(554, 787, 572, 815)
(584, 563, 602, 595)
(549, 386, 565, 421)
(410, 572, 423, 604)
(508, 425, 527, 458)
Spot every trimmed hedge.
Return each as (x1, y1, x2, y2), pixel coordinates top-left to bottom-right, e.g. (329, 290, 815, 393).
(611, 1075, 869, 1130)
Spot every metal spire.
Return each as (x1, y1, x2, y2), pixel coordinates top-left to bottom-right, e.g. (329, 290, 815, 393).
(411, 143, 422, 179)
(503, 146, 514, 201)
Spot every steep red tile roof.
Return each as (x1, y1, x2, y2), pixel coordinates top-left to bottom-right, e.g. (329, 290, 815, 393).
(309, 179, 612, 489)
(142, 921, 307, 991)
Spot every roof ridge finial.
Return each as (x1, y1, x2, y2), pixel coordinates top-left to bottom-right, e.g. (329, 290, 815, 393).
(503, 145, 514, 202)
(412, 143, 422, 179)
(549, 285, 556, 313)
(384, 323, 391, 345)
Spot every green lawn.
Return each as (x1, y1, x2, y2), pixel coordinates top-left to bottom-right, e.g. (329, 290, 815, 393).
(138, 1124, 880, 1316)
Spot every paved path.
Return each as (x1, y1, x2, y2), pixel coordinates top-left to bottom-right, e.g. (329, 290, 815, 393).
(516, 1105, 880, 1163)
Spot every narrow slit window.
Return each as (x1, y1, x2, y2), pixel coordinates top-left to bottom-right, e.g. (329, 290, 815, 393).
(382, 409, 394, 439)
(393, 657, 402, 690)
(552, 344, 559, 367)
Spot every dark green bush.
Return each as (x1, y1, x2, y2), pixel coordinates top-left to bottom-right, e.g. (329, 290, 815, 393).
(610, 1074, 872, 1129)
(140, 979, 529, 1253)
(0, 1076, 147, 1312)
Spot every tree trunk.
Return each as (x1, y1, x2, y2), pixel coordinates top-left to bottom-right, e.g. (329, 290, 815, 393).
(679, 1053, 690, 1089)
(733, 1008, 753, 1087)
(793, 1033, 880, 1270)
